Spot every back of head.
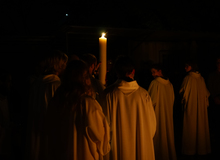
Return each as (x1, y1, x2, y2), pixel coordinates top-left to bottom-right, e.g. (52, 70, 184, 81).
(150, 63, 163, 72)
(81, 53, 97, 67)
(114, 55, 134, 79)
(53, 60, 92, 110)
(185, 59, 199, 72)
(150, 63, 168, 78)
(40, 50, 68, 75)
(62, 60, 89, 90)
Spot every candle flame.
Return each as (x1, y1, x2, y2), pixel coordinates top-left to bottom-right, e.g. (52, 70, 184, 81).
(101, 33, 106, 38)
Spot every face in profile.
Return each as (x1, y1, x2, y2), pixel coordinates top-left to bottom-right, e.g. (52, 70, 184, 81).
(185, 64, 192, 72)
(151, 68, 161, 78)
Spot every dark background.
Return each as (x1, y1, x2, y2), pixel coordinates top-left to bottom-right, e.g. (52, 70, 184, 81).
(1, 0, 220, 35)
(1, 0, 220, 75)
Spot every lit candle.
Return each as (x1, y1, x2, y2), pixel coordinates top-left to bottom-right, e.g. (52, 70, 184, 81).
(99, 33, 107, 85)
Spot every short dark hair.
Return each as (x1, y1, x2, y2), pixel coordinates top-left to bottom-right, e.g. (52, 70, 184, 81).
(114, 55, 134, 78)
(150, 63, 169, 78)
(150, 63, 163, 71)
(185, 59, 199, 72)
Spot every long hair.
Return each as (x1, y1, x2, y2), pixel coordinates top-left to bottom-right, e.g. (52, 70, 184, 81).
(52, 60, 92, 111)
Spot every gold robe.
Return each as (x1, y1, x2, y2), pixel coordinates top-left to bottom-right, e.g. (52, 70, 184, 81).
(148, 77, 176, 160)
(180, 71, 211, 155)
(104, 80, 156, 160)
(46, 96, 110, 160)
(26, 74, 61, 160)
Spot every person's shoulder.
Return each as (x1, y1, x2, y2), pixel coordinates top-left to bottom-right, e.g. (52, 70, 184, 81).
(84, 95, 96, 102)
(83, 95, 103, 111)
(183, 72, 193, 80)
(138, 85, 151, 95)
(137, 86, 152, 101)
(150, 78, 159, 84)
(84, 95, 99, 106)
(148, 79, 160, 89)
(104, 81, 120, 94)
(43, 74, 61, 85)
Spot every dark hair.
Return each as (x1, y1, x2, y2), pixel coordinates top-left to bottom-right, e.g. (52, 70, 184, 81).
(114, 55, 134, 79)
(150, 63, 169, 78)
(150, 63, 163, 71)
(40, 50, 68, 75)
(81, 53, 97, 67)
(51, 60, 92, 111)
(185, 59, 199, 72)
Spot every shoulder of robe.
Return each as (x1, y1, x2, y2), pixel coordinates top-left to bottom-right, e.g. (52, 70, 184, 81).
(104, 83, 118, 95)
(183, 74, 192, 82)
(138, 86, 151, 98)
(84, 95, 103, 111)
(151, 79, 159, 85)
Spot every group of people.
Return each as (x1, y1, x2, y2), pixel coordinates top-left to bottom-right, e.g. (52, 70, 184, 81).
(1, 49, 220, 160)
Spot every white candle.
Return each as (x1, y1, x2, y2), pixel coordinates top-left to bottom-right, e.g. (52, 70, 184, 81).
(99, 33, 107, 85)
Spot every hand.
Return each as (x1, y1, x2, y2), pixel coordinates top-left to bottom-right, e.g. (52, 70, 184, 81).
(95, 62, 101, 71)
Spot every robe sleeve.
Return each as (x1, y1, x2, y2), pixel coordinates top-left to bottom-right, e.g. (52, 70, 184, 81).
(148, 81, 158, 109)
(201, 77, 210, 108)
(179, 76, 190, 107)
(143, 91, 157, 138)
(86, 105, 111, 156)
(45, 81, 61, 109)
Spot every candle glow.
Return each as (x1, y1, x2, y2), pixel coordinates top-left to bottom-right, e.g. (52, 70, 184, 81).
(99, 33, 107, 85)
(101, 33, 106, 38)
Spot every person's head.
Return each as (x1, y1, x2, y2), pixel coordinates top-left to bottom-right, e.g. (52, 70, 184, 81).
(81, 53, 97, 75)
(40, 50, 68, 76)
(68, 54, 80, 62)
(114, 55, 135, 80)
(62, 60, 91, 92)
(150, 64, 163, 78)
(54, 60, 92, 110)
(184, 59, 199, 72)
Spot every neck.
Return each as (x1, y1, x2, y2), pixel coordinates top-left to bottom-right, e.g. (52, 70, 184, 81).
(122, 77, 134, 82)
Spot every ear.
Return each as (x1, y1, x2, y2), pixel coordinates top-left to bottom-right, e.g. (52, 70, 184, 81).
(131, 69, 135, 75)
(159, 70, 163, 76)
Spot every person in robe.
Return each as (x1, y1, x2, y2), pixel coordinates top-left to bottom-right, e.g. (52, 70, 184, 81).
(179, 60, 211, 156)
(148, 64, 176, 160)
(103, 55, 156, 160)
(26, 50, 68, 160)
(81, 53, 105, 105)
(46, 60, 110, 160)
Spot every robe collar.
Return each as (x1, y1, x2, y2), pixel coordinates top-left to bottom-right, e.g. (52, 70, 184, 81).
(155, 77, 170, 84)
(188, 71, 201, 77)
(118, 79, 139, 90)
